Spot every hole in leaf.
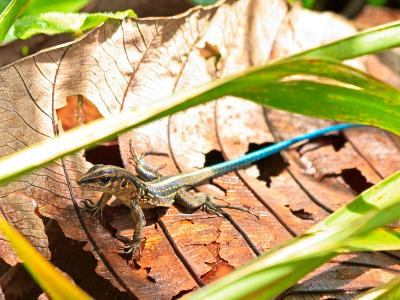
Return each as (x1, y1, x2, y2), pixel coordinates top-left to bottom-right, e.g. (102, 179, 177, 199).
(341, 168, 373, 194)
(247, 142, 289, 187)
(298, 133, 347, 154)
(147, 275, 156, 283)
(330, 133, 347, 151)
(84, 141, 124, 168)
(56, 95, 102, 131)
(285, 205, 313, 220)
(44, 217, 131, 300)
(203, 149, 225, 167)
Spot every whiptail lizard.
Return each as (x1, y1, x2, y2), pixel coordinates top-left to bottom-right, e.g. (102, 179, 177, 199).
(77, 123, 360, 258)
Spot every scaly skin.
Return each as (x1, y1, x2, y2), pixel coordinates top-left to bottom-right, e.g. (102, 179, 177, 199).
(77, 123, 360, 258)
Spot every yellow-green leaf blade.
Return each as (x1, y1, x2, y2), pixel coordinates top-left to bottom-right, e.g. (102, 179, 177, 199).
(342, 227, 400, 252)
(291, 20, 400, 61)
(0, 218, 92, 300)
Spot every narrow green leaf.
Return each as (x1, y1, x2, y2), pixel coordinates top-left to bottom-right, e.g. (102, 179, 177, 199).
(0, 58, 400, 185)
(188, 171, 400, 300)
(14, 10, 137, 39)
(0, 0, 10, 13)
(290, 21, 400, 61)
(340, 227, 400, 252)
(355, 276, 400, 300)
(0, 218, 92, 300)
(0, 0, 30, 42)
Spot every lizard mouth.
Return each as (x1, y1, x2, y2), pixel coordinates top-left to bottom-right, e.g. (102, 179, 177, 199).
(77, 177, 103, 190)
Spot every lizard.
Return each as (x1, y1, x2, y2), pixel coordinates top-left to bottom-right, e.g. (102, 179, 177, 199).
(77, 123, 360, 257)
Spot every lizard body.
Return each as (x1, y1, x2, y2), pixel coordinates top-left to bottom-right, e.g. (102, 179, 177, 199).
(78, 123, 360, 256)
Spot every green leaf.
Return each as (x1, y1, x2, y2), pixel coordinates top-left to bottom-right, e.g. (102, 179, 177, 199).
(0, 0, 10, 13)
(301, 0, 315, 9)
(0, 20, 399, 184)
(0, 0, 91, 16)
(0, 0, 30, 42)
(343, 227, 400, 252)
(0, 217, 92, 300)
(0, 57, 400, 185)
(14, 10, 137, 39)
(0, 0, 91, 44)
(21, 0, 91, 16)
(188, 171, 400, 300)
(367, 0, 388, 6)
(355, 276, 400, 300)
(292, 20, 400, 61)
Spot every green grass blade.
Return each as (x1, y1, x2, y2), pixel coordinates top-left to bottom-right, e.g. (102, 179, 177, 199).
(290, 21, 400, 61)
(0, 0, 30, 42)
(14, 10, 137, 39)
(0, 0, 10, 13)
(0, 218, 92, 300)
(188, 171, 400, 300)
(355, 276, 400, 300)
(343, 227, 400, 252)
(0, 58, 399, 185)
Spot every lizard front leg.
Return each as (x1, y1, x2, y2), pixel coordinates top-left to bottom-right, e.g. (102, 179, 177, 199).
(175, 190, 257, 218)
(84, 193, 111, 220)
(124, 203, 146, 258)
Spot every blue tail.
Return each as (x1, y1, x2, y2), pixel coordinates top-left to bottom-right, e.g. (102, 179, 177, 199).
(209, 123, 361, 177)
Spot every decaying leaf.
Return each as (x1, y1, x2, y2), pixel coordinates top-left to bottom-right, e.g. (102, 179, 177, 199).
(0, 0, 400, 299)
(2, 192, 50, 260)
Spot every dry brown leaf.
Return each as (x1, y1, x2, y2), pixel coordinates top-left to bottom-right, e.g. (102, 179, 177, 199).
(1, 0, 400, 299)
(2, 192, 50, 260)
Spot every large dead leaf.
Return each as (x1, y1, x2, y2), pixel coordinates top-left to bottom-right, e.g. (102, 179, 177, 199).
(0, 0, 400, 299)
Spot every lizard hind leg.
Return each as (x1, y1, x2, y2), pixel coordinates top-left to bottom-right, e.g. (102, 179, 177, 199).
(129, 140, 168, 181)
(175, 191, 258, 219)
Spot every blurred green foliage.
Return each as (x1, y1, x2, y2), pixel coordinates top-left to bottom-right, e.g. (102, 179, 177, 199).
(0, 0, 91, 43)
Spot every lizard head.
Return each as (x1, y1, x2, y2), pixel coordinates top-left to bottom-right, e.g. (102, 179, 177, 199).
(77, 164, 137, 194)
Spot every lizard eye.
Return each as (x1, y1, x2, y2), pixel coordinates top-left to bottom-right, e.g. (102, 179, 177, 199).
(100, 177, 111, 184)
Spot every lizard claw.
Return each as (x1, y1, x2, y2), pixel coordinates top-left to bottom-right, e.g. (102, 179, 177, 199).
(121, 239, 142, 260)
(83, 199, 103, 221)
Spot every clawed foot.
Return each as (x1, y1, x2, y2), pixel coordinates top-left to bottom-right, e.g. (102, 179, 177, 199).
(121, 238, 142, 260)
(202, 196, 259, 219)
(83, 199, 103, 220)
